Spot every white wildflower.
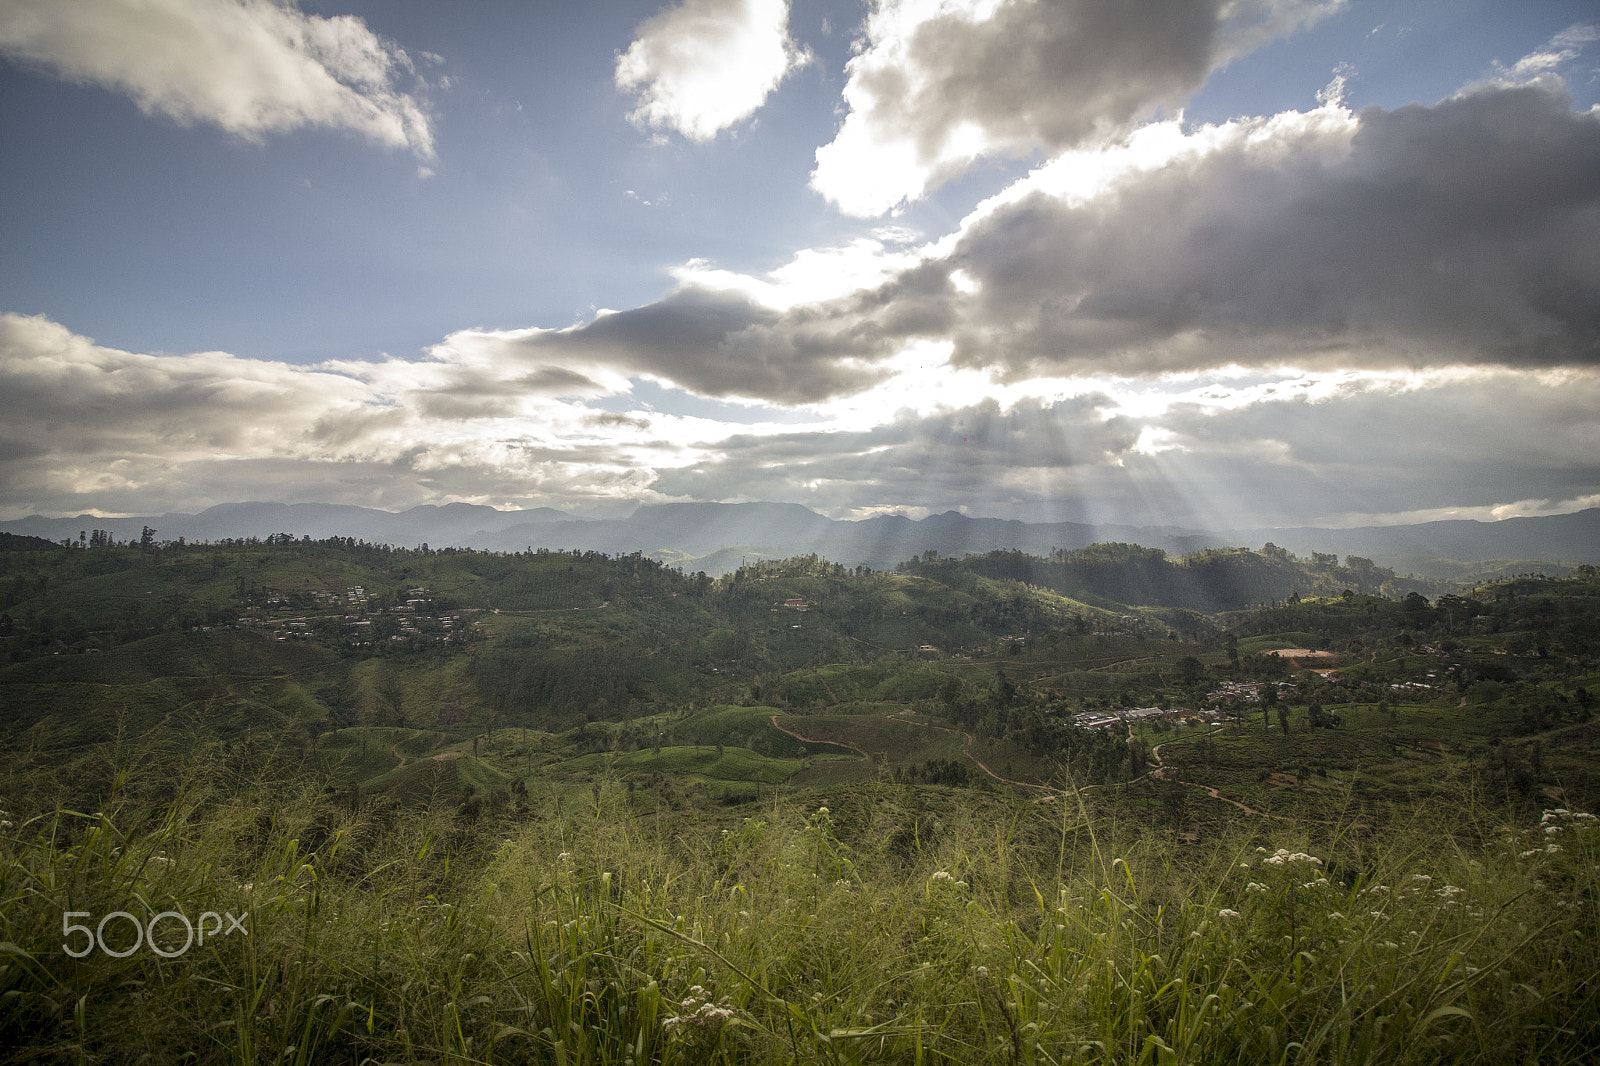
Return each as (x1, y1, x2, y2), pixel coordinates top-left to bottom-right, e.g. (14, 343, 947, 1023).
(1218, 909, 1242, 919)
(663, 985, 737, 1040)
(1246, 882, 1267, 893)
(1263, 848, 1322, 868)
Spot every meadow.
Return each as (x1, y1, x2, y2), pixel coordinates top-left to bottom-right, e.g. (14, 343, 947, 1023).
(2, 760, 1595, 1065)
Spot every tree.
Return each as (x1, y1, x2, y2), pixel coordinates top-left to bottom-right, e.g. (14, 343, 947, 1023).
(140, 526, 156, 551)
(1277, 705, 1289, 735)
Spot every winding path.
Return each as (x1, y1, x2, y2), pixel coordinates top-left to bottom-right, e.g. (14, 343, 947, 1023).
(769, 714, 870, 760)
(770, 710, 1058, 794)
(885, 710, 1053, 793)
(1144, 725, 1318, 822)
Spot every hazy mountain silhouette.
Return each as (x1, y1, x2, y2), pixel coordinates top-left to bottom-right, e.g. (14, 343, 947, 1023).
(3, 501, 1595, 575)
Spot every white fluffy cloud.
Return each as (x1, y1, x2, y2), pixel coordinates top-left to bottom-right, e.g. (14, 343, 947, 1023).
(0, 313, 664, 517)
(812, 0, 1340, 215)
(616, 0, 808, 141)
(0, 0, 434, 156)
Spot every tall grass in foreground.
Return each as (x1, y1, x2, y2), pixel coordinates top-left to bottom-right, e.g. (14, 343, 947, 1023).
(1, 775, 1596, 1064)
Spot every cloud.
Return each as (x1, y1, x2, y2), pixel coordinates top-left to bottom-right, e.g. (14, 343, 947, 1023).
(651, 394, 1141, 511)
(0, 313, 664, 517)
(0, 0, 434, 156)
(812, 0, 1340, 215)
(5, 313, 1598, 530)
(439, 282, 921, 405)
(932, 82, 1600, 378)
(1122, 369, 1600, 527)
(616, 0, 809, 141)
(393, 81, 1600, 419)
(536, 82, 1600, 404)
(1492, 23, 1599, 84)
(645, 368, 1600, 528)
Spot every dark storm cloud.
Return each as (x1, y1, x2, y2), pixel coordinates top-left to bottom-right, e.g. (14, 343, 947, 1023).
(507, 286, 917, 404)
(942, 81, 1600, 377)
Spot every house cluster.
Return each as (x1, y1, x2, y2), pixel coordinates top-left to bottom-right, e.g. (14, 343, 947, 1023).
(1072, 705, 1213, 731)
(235, 583, 475, 648)
(1204, 679, 1302, 704)
(1208, 679, 1268, 703)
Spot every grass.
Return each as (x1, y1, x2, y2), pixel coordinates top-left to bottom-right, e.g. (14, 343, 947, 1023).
(2, 759, 1597, 1065)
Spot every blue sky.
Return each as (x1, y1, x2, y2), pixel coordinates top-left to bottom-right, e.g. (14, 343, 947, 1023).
(2, 1, 1598, 529)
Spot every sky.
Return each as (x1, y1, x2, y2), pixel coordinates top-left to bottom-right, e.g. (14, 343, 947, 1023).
(1, 0, 1598, 530)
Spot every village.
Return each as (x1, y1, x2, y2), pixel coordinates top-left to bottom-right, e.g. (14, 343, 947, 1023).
(234, 584, 482, 649)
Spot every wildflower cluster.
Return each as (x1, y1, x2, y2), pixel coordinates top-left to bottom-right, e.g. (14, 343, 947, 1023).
(662, 986, 737, 1042)
(1260, 847, 1322, 868)
(1519, 809, 1595, 857)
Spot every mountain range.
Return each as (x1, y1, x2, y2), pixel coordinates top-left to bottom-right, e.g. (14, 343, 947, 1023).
(4, 501, 1596, 576)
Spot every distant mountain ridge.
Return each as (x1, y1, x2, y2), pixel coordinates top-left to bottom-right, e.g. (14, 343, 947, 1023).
(3, 501, 1595, 575)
